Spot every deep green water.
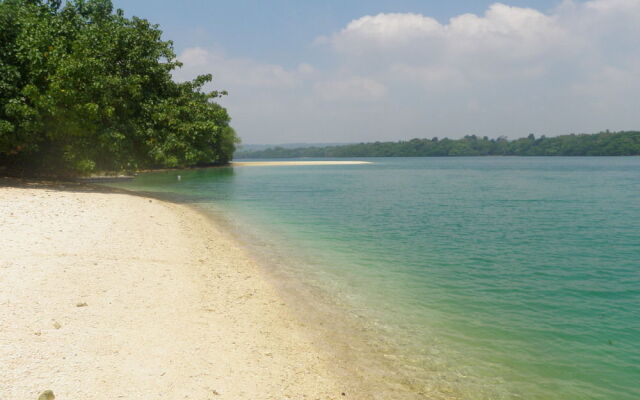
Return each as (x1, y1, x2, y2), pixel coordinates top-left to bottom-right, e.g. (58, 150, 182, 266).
(112, 157, 639, 400)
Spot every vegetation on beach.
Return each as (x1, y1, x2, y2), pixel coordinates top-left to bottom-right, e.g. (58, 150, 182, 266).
(0, 0, 238, 177)
(236, 131, 640, 158)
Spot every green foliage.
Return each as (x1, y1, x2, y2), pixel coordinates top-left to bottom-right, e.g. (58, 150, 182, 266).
(0, 0, 238, 176)
(235, 131, 640, 159)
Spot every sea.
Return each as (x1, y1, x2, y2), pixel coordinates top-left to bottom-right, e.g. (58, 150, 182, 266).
(110, 157, 640, 400)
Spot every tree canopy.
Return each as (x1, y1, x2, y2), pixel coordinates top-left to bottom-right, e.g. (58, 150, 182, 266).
(235, 131, 640, 159)
(0, 0, 238, 176)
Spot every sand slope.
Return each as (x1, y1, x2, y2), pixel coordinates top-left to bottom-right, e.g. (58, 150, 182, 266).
(0, 185, 360, 399)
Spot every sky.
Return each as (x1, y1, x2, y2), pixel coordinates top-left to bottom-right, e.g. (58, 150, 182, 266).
(113, 0, 640, 144)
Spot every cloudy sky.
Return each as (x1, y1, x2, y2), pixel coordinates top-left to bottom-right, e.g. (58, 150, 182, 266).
(114, 0, 640, 144)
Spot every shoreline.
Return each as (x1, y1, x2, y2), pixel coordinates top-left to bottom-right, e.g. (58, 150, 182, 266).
(183, 201, 426, 399)
(230, 161, 372, 167)
(0, 184, 376, 399)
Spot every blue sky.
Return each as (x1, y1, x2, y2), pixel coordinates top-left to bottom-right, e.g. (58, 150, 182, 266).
(112, 1, 640, 144)
(114, 0, 563, 64)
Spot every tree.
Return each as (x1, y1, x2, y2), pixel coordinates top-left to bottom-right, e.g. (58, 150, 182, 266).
(235, 131, 640, 159)
(0, 0, 238, 176)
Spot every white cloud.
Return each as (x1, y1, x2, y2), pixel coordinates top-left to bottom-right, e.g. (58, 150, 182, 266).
(338, 13, 442, 44)
(175, 1, 640, 144)
(176, 47, 301, 88)
(314, 77, 387, 102)
(331, 4, 567, 54)
(389, 64, 467, 88)
(297, 63, 316, 75)
(326, 3, 576, 82)
(446, 4, 570, 57)
(583, 0, 640, 13)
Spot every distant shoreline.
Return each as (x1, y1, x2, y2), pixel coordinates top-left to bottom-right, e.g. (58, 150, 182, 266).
(235, 131, 640, 159)
(231, 160, 372, 166)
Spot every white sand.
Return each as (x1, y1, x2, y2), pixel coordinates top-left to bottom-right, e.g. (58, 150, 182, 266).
(231, 161, 371, 167)
(0, 185, 371, 399)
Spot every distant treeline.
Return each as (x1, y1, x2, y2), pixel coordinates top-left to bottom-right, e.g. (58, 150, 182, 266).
(236, 131, 640, 158)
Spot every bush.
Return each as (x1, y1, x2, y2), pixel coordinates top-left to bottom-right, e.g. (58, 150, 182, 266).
(0, 0, 239, 176)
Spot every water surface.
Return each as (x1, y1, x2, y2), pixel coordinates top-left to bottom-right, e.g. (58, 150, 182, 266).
(112, 157, 640, 400)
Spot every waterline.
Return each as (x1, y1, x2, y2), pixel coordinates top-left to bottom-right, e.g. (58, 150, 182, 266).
(110, 157, 640, 400)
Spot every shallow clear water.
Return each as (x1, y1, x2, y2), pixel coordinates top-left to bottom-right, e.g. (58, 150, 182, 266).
(112, 157, 640, 400)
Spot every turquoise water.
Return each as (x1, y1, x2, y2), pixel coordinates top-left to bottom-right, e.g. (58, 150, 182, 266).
(113, 157, 640, 399)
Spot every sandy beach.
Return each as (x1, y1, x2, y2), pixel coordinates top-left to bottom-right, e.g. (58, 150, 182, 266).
(231, 161, 372, 167)
(0, 183, 369, 399)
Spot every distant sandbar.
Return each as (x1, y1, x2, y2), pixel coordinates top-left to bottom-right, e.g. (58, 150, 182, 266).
(231, 161, 371, 167)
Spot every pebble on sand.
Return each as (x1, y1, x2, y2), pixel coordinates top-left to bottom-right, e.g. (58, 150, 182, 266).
(37, 390, 55, 400)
